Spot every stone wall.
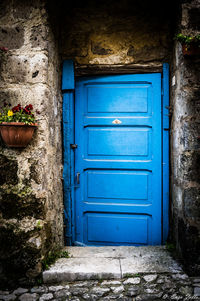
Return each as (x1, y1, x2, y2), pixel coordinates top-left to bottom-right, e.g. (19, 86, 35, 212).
(171, 0, 200, 275)
(59, 0, 175, 68)
(0, 0, 63, 288)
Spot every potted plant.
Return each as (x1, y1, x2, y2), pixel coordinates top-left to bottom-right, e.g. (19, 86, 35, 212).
(175, 33, 200, 56)
(0, 102, 38, 147)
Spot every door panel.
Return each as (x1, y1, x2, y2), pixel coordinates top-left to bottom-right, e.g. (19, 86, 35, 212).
(75, 74, 162, 245)
(86, 170, 149, 201)
(85, 213, 150, 245)
(87, 127, 150, 157)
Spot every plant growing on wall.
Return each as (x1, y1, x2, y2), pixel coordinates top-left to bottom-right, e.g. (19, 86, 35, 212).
(175, 34, 200, 56)
(0, 103, 38, 148)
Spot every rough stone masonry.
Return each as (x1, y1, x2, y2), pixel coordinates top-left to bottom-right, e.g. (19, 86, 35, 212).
(0, 275, 200, 301)
(0, 0, 63, 288)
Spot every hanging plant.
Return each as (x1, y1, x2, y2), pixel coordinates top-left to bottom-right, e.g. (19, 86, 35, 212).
(175, 34, 200, 56)
(0, 103, 38, 148)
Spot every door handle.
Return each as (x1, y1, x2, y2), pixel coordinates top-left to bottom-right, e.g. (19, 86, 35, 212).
(76, 172, 80, 184)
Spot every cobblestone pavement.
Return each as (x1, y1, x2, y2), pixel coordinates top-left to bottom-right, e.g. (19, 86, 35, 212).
(1, 274, 200, 301)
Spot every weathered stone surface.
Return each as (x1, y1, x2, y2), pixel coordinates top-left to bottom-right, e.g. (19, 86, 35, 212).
(179, 286, 193, 295)
(1, 54, 48, 84)
(39, 293, 53, 301)
(172, 273, 189, 280)
(60, 0, 173, 65)
(110, 285, 124, 294)
(194, 287, 200, 296)
(0, 0, 63, 289)
(13, 288, 28, 295)
(91, 42, 112, 55)
(0, 26, 24, 49)
(193, 278, 200, 283)
(0, 273, 198, 300)
(101, 280, 121, 286)
(70, 287, 89, 296)
(31, 287, 48, 294)
(126, 287, 139, 296)
(0, 295, 16, 301)
(143, 275, 157, 282)
(48, 285, 65, 292)
(123, 277, 141, 285)
(43, 257, 121, 283)
(54, 289, 71, 298)
(19, 293, 38, 301)
(0, 155, 18, 185)
(90, 287, 110, 297)
(136, 293, 162, 301)
(30, 24, 48, 49)
(0, 191, 45, 220)
(171, 0, 200, 277)
(43, 247, 183, 284)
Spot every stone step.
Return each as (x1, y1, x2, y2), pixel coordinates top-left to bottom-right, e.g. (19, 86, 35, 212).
(43, 246, 183, 284)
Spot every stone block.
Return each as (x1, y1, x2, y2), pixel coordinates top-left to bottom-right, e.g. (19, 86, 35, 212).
(0, 191, 46, 220)
(1, 53, 48, 84)
(0, 26, 24, 50)
(194, 286, 200, 296)
(43, 258, 121, 283)
(39, 293, 53, 301)
(30, 24, 48, 49)
(123, 277, 141, 285)
(13, 288, 28, 295)
(180, 123, 200, 151)
(0, 154, 18, 185)
(180, 151, 200, 183)
(143, 275, 157, 282)
(19, 293, 38, 301)
(184, 187, 200, 218)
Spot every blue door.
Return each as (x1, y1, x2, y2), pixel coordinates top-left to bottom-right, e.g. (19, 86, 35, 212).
(74, 74, 162, 246)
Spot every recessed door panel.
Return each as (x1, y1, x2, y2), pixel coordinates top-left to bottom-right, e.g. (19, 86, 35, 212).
(87, 84, 150, 113)
(86, 170, 149, 202)
(85, 213, 150, 245)
(87, 127, 150, 158)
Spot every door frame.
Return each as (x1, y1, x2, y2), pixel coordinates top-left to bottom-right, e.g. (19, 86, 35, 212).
(62, 61, 169, 246)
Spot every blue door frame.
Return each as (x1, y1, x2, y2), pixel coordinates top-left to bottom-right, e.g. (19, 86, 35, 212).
(62, 61, 169, 246)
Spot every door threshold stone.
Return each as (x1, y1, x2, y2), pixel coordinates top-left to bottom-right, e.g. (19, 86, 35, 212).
(43, 246, 183, 284)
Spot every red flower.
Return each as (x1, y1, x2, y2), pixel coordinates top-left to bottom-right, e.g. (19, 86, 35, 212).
(24, 108, 29, 114)
(12, 106, 19, 113)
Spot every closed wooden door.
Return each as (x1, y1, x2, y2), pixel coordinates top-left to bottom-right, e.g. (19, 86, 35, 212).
(74, 73, 162, 245)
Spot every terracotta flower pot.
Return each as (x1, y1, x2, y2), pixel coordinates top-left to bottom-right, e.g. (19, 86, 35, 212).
(0, 122, 37, 147)
(182, 44, 200, 56)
